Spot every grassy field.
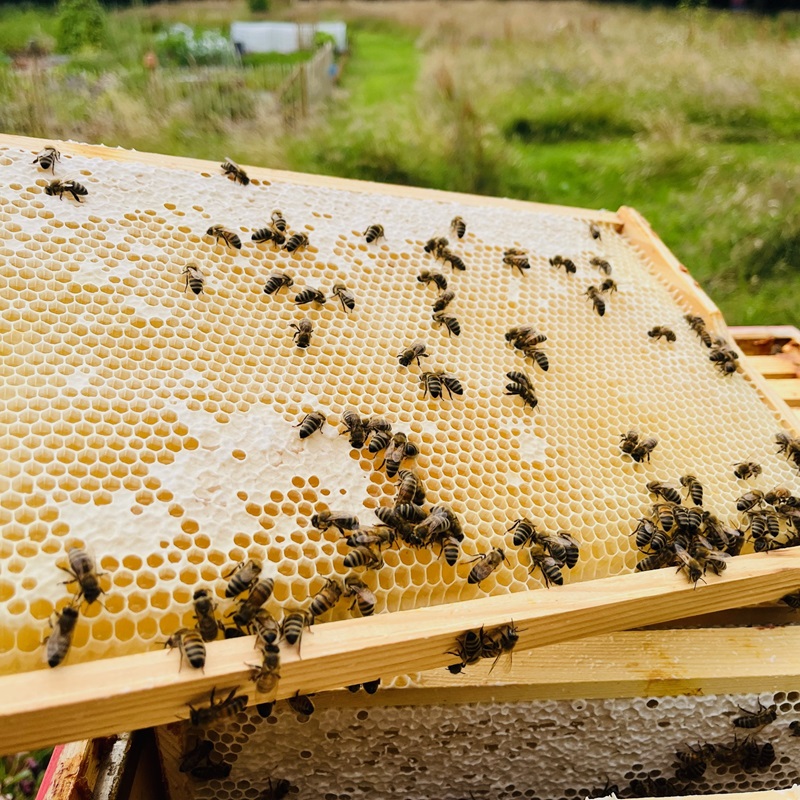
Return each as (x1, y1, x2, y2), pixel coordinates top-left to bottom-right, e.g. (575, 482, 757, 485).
(0, 1, 799, 324)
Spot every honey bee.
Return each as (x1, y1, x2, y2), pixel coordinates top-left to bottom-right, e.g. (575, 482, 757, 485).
(636, 549, 672, 573)
(252, 227, 286, 247)
(740, 739, 775, 771)
(343, 546, 383, 569)
(364, 224, 385, 243)
(60, 546, 104, 605)
(673, 543, 704, 586)
(270, 210, 287, 232)
(281, 609, 312, 649)
(734, 461, 762, 480)
(692, 542, 730, 576)
(483, 621, 520, 670)
(589, 223, 601, 240)
(600, 278, 618, 294)
(221, 157, 250, 185)
(633, 517, 658, 550)
(646, 481, 682, 504)
(294, 287, 326, 307)
(193, 589, 221, 642)
(737, 490, 765, 512)
(467, 548, 507, 585)
(674, 745, 707, 782)
(290, 318, 313, 350)
(252, 608, 280, 649)
(732, 701, 778, 730)
(264, 272, 293, 295)
(503, 253, 530, 275)
(451, 216, 466, 238)
(589, 256, 611, 274)
(442, 249, 466, 271)
(346, 525, 397, 550)
(232, 578, 275, 630)
(411, 505, 451, 547)
(312, 510, 359, 533)
(260, 778, 293, 800)
(528, 545, 565, 587)
(381, 432, 418, 478)
(619, 430, 640, 455)
(206, 225, 241, 250)
(631, 436, 658, 463)
(432, 311, 461, 336)
(395, 469, 426, 506)
(709, 341, 739, 375)
(507, 518, 539, 547)
(344, 575, 376, 616)
(775, 432, 800, 462)
(190, 761, 232, 781)
(653, 502, 675, 532)
(224, 559, 263, 598)
(287, 692, 315, 717)
(450, 627, 486, 667)
(441, 535, 461, 566)
(248, 644, 281, 695)
(33, 145, 60, 172)
(296, 411, 326, 439)
(340, 409, 367, 448)
(332, 283, 355, 312)
(432, 290, 456, 312)
(394, 503, 429, 523)
(680, 474, 704, 506)
(685, 314, 713, 347)
(648, 326, 676, 342)
(45, 604, 79, 668)
(549, 255, 577, 274)
(505, 326, 547, 347)
(505, 370, 537, 410)
(309, 577, 343, 620)
(45, 178, 87, 202)
(551, 532, 580, 568)
(284, 232, 309, 252)
(165, 627, 206, 670)
(790, 719, 800, 734)
(182, 265, 205, 296)
(424, 236, 449, 257)
(422, 370, 463, 400)
(417, 270, 448, 290)
(366, 419, 393, 454)
(585, 285, 606, 316)
(179, 739, 214, 774)
(765, 487, 800, 506)
(397, 342, 429, 368)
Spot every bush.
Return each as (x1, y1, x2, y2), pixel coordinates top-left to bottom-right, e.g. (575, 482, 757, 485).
(156, 23, 235, 67)
(56, 0, 107, 54)
(248, 0, 270, 12)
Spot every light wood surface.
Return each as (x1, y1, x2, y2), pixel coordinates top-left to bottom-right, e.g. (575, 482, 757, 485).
(744, 355, 798, 380)
(3, 548, 800, 753)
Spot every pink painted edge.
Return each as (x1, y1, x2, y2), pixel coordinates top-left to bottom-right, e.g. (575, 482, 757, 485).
(35, 744, 65, 800)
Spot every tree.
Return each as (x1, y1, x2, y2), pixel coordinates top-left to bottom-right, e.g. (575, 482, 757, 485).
(56, 0, 107, 54)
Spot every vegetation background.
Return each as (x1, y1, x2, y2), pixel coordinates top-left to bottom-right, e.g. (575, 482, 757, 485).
(1, 0, 799, 327)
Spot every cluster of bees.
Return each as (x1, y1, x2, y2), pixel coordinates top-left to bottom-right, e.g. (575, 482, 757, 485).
(591, 700, 791, 799)
(685, 314, 741, 375)
(446, 622, 519, 674)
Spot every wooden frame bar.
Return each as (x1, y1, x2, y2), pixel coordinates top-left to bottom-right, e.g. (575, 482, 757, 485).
(2, 549, 800, 753)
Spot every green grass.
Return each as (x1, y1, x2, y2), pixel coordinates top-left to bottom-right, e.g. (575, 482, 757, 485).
(0, 6, 56, 54)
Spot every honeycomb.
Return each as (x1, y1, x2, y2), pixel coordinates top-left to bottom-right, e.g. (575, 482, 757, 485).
(0, 140, 798, 675)
(158, 690, 800, 800)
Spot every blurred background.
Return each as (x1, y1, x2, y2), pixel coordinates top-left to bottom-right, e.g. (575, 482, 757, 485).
(0, 0, 799, 328)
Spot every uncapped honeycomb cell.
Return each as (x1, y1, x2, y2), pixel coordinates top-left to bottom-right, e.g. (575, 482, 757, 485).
(162, 690, 800, 800)
(1, 142, 799, 674)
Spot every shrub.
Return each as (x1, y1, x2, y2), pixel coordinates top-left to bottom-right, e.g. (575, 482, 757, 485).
(56, 0, 107, 54)
(248, 0, 270, 12)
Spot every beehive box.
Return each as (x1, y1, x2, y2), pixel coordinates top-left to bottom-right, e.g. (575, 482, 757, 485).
(1, 135, 800, 800)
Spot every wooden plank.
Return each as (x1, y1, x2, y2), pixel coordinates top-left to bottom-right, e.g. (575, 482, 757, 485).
(0, 133, 621, 225)
(2, 548, 800, 754)
(745, 355, 798, 380)
(771, 379, 800, 407)
(730, 325, 800, 344)
(617, 206, 723, 326)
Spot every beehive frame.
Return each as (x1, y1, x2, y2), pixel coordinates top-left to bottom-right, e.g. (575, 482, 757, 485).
(1, 135, 800, 762)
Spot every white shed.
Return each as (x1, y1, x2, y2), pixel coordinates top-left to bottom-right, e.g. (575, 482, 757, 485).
(230, 21, 347, 54)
